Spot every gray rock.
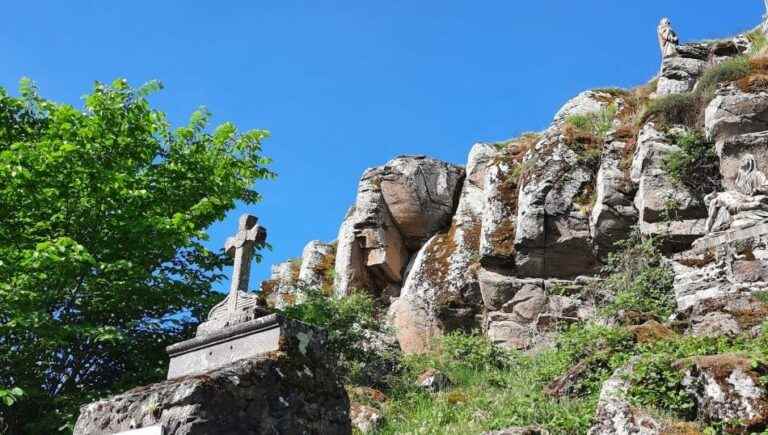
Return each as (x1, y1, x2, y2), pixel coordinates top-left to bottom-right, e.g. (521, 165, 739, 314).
(74, 345, 350, 435)
(552, 90, 621, 125)
(590, 137, 638, 259)
(705, 84, 768, 145)
(632, 124, 705, 223)
(480, 144, 523, 267)
(388, 147, 486, 353)
(676, 354, 768, 430)
(657, 55, 705, 97)
(353, 166, 410, 289)
(631, 123, 707, 250)
(334, 205, 372, 297)
(375, 155, 465, 251)
(478, 267, 543, 312)
(350, 403, 382, 434)
(514, 131, 598, 278)
(588, 361, 662, 435)
(298, 240, 335, 290)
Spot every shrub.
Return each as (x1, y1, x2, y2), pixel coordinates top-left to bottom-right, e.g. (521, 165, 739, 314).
(643, 92, 699, 129)
(441, 332, 515, 371)
(628, 353, 695, 419)
(601, 231, 676, 319)
(280, 288, 396, 384)
(663, 130, 720, 197)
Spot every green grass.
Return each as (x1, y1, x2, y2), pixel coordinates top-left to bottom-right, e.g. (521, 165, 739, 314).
(373, 335, 595, 434)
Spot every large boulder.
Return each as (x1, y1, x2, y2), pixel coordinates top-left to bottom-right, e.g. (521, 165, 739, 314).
(388, 145, 490, 353)
(590, 135, 638, 259)
(672, 235, 768, 337)
(371, 155, 465, 251)
(349, 156, 464, 295)
(479, 269, 590, 350)
(334, 206, 372, 297)
(480, 142, 527, 268)
(705, 84, 768, 145)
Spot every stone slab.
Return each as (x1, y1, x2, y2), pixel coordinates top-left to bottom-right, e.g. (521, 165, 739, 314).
(166, 314, 282, 379)
(114, 427, 163, 435)
(691, 222, 768, 253)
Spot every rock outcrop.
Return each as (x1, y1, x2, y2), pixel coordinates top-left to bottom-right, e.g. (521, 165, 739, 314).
(631, 124, 707, 250)
(676, 354, 768, 431)
(388, 146, 488, 353)
(74, 323, 350, 435)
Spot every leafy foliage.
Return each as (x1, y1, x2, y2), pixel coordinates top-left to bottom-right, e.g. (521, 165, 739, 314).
(0, 78, 273, 433)
(601, 231, 676, 319)
(280, 288, 397, 386)
(663, 130, 720, 198)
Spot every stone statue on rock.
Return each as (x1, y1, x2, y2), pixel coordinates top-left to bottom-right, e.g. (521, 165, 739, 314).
(705, 154, 768, 233)
(657, 17, 679, 58)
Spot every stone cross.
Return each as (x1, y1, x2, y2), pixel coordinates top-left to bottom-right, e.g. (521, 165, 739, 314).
(224, 214, 267, 322)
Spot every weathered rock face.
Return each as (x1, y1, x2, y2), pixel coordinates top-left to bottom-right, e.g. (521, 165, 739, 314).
(298, 240, 335, 290)
(657, 43, 707, 97)
(514, 131, 598, 278)
(588, 361, 662, 435)
(261, 260, 301, 308)
(590, 136, 638, 259)
(631, 123, 707, 250)
(334, 206, 372, 298)
(676, 354, 768, 431)
(74, 332, 351, 435)
(353, 168, 410, 291)
(350, 403, 383, 434)
(376, 156, 465, 250)
(717, 131, 768, 191)
(479, 269, 592, 350)
(672, 234, 768, 337)
(480, 148, 523, 268)
(706, 84, 768, 145)
(388, 145, 489, 353)
(341, 155, 465, 297)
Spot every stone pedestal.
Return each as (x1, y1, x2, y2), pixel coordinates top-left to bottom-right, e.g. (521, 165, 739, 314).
(167, 314, 305, 379)
(74, 316, 351, 435)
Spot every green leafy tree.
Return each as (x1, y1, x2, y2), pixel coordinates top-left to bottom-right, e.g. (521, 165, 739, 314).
(0, 78, 273, 433)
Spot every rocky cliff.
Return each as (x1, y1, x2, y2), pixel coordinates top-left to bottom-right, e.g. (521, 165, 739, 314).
(260, 14, 768, 434)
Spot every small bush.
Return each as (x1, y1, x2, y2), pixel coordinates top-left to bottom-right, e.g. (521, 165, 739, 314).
(280, 288, 395, 384)
(628, 353, 695, 419)
(663, 130, 720, 197)
(601, 231, 676, 319)
(643, 92, 699, 129)
(441, 332, 515, 371)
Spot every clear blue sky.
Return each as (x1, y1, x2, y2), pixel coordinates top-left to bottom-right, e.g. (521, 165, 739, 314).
(1, 1, 763, 293)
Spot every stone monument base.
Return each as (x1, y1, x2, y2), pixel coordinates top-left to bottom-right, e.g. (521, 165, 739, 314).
(166, 314, 310, 379)
(73, 317, 351, 435)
